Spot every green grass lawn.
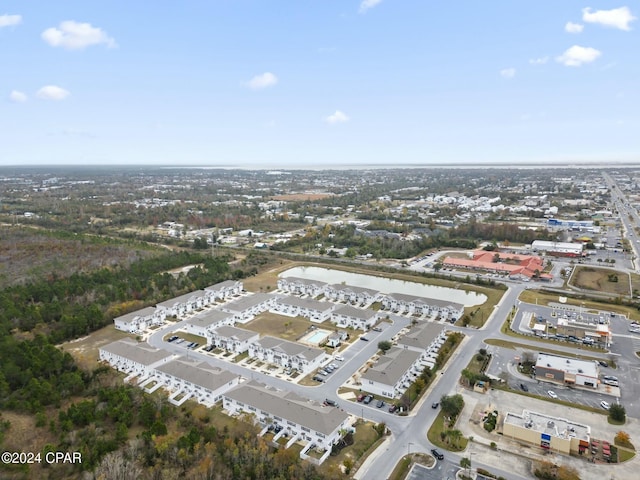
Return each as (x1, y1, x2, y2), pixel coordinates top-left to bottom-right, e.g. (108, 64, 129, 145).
(427, 411, 468, 452)
(320, 421, 382, 474)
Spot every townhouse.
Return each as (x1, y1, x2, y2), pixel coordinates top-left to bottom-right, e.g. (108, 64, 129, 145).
(210, 325, 260, 354)
(272, 296, 335, 323)
(157, 290, 208, 317)
(204, 280, 243, 303)
(248, 336, 327, 374)
(223, 380, 352, 464)
(360, 347, 423, 398)
(220, 293, 279, 324)
(331, 305, 379, 330)
(182, 309, 235, 339)
(277, 277, 327, 297)
(152, 358, 240, 406)
(113, 306, 165, 333)
(381, 293, 464, 320)
(325, 284, 379, 306)
(99, 339, 173, 382)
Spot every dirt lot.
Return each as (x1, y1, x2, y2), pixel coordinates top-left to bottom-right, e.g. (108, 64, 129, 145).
(572, 266, 631, 296)
(244, 312, 323, 341)
(60, 325, 132, 370)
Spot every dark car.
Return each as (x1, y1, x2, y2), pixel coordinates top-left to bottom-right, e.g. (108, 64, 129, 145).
(388, 404, 397, 413)
(357, 394, 365, 402)
(363, 395, 373, 404)
(431, 448, 444, 460)
(520, 383, 529, 392)
(360, 336, 369, 342)
(598, 361, 609, 368)
(324, 399, 337, 407)
(312, 376, 324, 383)
(204, 345, 214, 352)
(376, 400, 385, 408)
(167, 335, 179, 342)
(431, 402, 439, 409)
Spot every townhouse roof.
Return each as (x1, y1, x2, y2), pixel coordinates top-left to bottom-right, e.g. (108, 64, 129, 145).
(100, 339, 172, 366)
(157, 290, 206, 308)
(361, 347, 421, 387)
(255, 336, 325, 361)
(225, 381, 349, 435)
(212, 325, 259, 342)
(279, 276, 327, 288)
(205, 280, 242, 292)
(397, 323, 445, 350)
(114, 306, 158, 323)
(276, 296, 334, 311)
(328, 284, 379, 296)
(185, 309, 235, 329)
(333, 305, 377, 320)
(222, 293, 278, 313)
(156, 358, 237, 392)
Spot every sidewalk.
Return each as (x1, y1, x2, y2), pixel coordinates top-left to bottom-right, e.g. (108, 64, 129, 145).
(456, 389, 639, 480)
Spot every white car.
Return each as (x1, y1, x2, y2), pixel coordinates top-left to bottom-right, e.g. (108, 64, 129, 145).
(601, 401, 610, 410)
(334, 355, 344, 361)
(548, 391, 558, 399)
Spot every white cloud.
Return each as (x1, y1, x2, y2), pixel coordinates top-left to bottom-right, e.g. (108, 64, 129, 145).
(565, 21, 584, 33)
(245, 72, 278, 90)
(36, 85, 70, 101)
(555, 45, 601, 67)
(529, 56, 549, 65)
(9, 90, 27, 102)
(500, 68, 516, 79)
(0, 14, 21, 27)
(325, 110, 349, 124)
(582, 6, 636, 31)
(41, 21, 116, 50)
(359, 0, 383, 14)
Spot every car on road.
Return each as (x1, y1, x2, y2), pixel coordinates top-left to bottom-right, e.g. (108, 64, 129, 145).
(324, 399, 337, 407)
(520, 383, 529, 392)
(360, 336, 369, 342)
(548, 390, 558, 399)
(431, 402, 439, 409)
(600, 401, 610, 410)
(431, 449, 444, 460)
(372, 326, 382, 332)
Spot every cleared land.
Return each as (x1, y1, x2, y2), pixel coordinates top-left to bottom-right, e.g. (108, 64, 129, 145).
(244, 311, 320, 342)
(571, 266, 631, 296)
(60, 324, 132, 370)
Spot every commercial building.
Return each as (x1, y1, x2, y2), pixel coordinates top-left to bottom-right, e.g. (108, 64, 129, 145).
(531, 240, 584, 258)
(503, 409, 591, 456)
(535, 352, 599, 389)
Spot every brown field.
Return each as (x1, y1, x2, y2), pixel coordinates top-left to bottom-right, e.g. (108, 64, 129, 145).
(572, 266, 631, 296)
(60, 324, 133, 370)
(270, 193, 334, 201)
(244, 312, 322, 341)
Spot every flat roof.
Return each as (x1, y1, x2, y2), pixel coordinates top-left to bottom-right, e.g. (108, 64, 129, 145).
(536, 352, 598, 378)
(505, 409, 590, 442)
(225, 381, 349, 435)
(100, 339, 171, 366)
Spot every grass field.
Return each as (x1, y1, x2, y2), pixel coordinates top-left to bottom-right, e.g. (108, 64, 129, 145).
(571, 266, 631, 296)
(60, 324, 132, 370)
(244, 311, 322, 341)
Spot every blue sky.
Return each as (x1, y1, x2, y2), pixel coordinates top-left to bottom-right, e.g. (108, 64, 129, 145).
(1, 1, 638, 166)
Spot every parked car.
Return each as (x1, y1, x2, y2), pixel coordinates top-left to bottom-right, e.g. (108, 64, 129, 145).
(600, 401, 610, 410)
(598, 361, 609, 368)
(334, 355, 344, 361)
(204, 345, 214, 352)
(376, 400, 385, 408)
(357, 394, 365, 402)
(372, 326, 382, 332)
(431, 449, 444, 460)
(312, 376, 324, 383)
(388, 404, 397, 413)
(520, 383, 529, 392)
(363, 395, 373, 404)
(318, 370, 328, 376)
(167, 335, 179, 342)
(548, 390, 558, 399)
(329, 363, 339, 369)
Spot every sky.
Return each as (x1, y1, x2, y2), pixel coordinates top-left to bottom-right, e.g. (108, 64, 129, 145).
(1, 1, 639, 167)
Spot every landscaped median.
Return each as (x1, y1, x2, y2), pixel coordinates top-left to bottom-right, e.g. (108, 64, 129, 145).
(427, 394, 469, 452)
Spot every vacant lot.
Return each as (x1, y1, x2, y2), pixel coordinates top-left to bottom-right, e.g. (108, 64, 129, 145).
(60, 324, 132, 370)
(571, 266, 631, 296)
(244, 311, 322, 341)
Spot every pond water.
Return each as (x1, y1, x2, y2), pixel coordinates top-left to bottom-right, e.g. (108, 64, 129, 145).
(280, 266, 487, 307)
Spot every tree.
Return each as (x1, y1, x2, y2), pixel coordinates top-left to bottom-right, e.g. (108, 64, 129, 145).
(378, 340, 392, 353)
(440, 394, 464, 419)
(615, 431, 632, 448)
(460, 456, 471, 470)
(609, 404, 626, 423)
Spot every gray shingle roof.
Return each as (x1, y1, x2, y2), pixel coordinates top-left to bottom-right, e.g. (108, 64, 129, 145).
(255, 336, 325, 361)
(222, 293, 278, 312)
(213, 325, 259, 342)
(185, 309, 234, 328)
(276, 296, 333, 311)
(225, 381, 349, 435)
(114, 306, 157, 323)
(397, 323, 445, 350)
(205, 280, 241, 292)
(156, 358, 238, 392)
(334, 305, 377, 320)
(100, 339, 171, 366)
(361, 347, 421, 386)
(157, 290, 206, 308)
